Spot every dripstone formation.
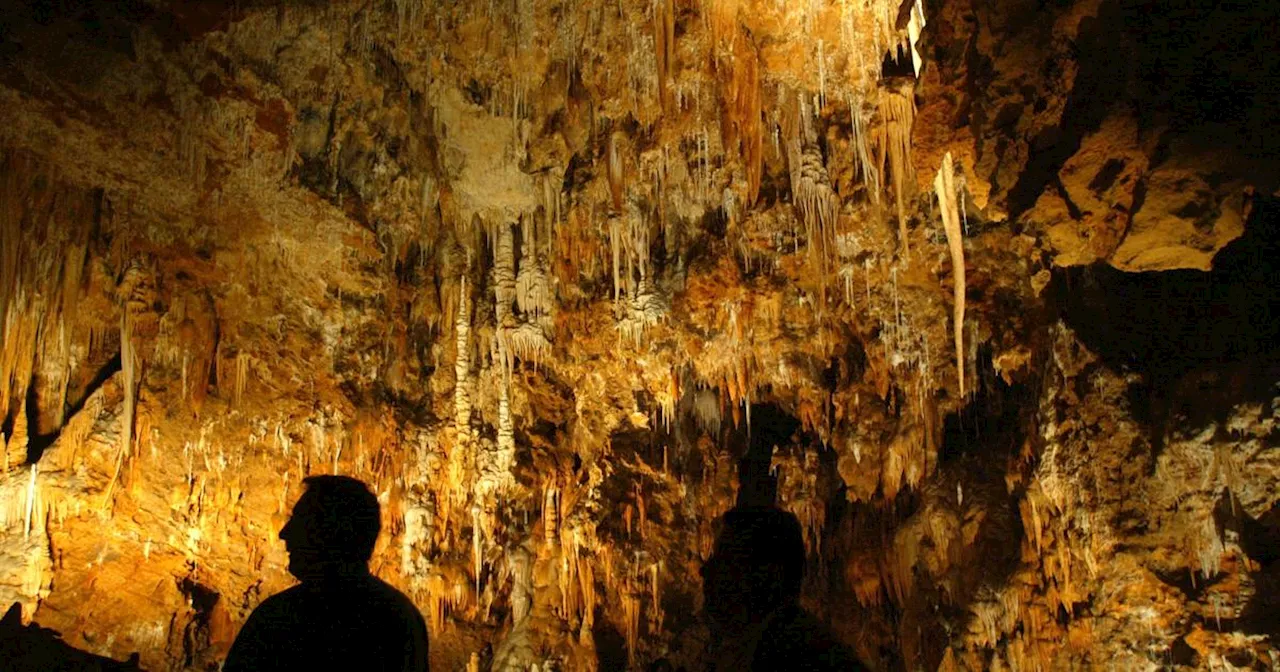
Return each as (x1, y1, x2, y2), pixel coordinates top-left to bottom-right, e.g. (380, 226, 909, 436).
(1, 0, 1277, 669)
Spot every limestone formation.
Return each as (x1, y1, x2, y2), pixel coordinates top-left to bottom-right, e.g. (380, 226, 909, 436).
(0, 0, 1277, 669)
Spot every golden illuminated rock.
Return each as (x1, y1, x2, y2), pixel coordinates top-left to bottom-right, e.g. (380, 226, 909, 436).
(0, 0, 1277, 669)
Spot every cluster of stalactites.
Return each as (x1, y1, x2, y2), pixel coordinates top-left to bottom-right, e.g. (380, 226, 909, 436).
(0, 157, 98, 471)
(491, 217, 554, 368)
(706, 0, 762, 208)
(541, 468, 606, 642)
(609, 205, 668, 345)
(771, 446, 828, 559)
(790, 140, 841, 300)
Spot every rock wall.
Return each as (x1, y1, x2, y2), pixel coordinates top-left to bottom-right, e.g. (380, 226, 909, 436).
(0, 0, 1277, 669)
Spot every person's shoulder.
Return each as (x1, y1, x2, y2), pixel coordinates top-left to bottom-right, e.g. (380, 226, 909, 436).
(366, 576, 427, 622)
(248, 583, 309, 617)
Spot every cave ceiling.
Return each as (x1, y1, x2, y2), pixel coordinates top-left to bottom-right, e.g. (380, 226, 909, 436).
(1, 0, 1278, 669)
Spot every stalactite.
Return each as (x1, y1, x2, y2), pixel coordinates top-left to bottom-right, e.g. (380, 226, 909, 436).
(22, 463, 37, 539)
(608, 132, 625, 212)
(471, 504, 483, 597)
(453, 276, 473, 445)
(492, 222, 516, 332)
(791, 143, 840, 288)
(934, 153, 966, 397)
(102, 311, 138, 509)
(905, 0, 927, 76)
(578, 555, 596, 636)
(817, 39, 827, 112)
(0, 159, 93, 449)
(511, 217, 555, 363)
(232, 351, 251, 407)
(876, 83, 917, 253)
(610, 206, 667, 344)
(486, 364, 516, 495)
(729, 39, 763, 206)
(708, 0, 762, 206)
(609, 215, 623, 303)
(635, 484, 647, 539)
(652, 0, 675, 112)
(622, 588, 641, 667)
(849, 93, 881, 204)
(542, 482, 560, 546)
(648, 563, 664, 634)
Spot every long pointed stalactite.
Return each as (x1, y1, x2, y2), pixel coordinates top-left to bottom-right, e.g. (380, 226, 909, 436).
(934, 153, 966, 398)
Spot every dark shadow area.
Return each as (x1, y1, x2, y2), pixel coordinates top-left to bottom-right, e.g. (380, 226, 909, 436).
(880, 43, 916, 80)
(939, 346, 1035, 466)
(0, 602, 142, 671)
(734, 403, 801, 508)
(1047, 194, 1280, 435)
(1, 0, 329, 57)
(887, 352, 1028, 670)
(591, 620, 630, 671)
(26, 351, 121, 464)
(177, 576, 219, 669)
(1214, 494, 1280, 638)
(1005, 0, 1131, 218)
(1007, 1, 1280, 219)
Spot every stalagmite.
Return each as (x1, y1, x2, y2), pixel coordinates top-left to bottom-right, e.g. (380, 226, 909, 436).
(934, 153, 966, 397)
(1, 2, 1273, 670)
(510, 546, 533, 624)
(487, 365, 516, 494)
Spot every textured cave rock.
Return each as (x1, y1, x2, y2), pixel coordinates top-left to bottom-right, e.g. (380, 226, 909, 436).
(1, 0, 1278, 669)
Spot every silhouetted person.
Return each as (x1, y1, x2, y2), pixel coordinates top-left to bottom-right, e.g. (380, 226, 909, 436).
(1, 602, 142, 671)
(225, 475, 429, 672)
(700, 507, 864, 671)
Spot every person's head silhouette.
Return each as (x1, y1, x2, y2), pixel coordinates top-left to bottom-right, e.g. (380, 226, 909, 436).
(700, 506, 806, 632)
(228, 476, 430, 671)
(279, 475, 381, 582)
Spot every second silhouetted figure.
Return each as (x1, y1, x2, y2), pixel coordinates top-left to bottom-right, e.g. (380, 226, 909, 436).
(225, 475, 430, 672)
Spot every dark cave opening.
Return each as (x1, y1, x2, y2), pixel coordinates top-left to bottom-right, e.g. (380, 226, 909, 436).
(1047, 194, 1280, 436)
(733, 402, 801, 508)
(25, 350, 122, 464)
(939, 346, 1035, 468)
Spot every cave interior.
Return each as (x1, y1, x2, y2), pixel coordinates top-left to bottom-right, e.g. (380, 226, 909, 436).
(1, 0, 1279, 669)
